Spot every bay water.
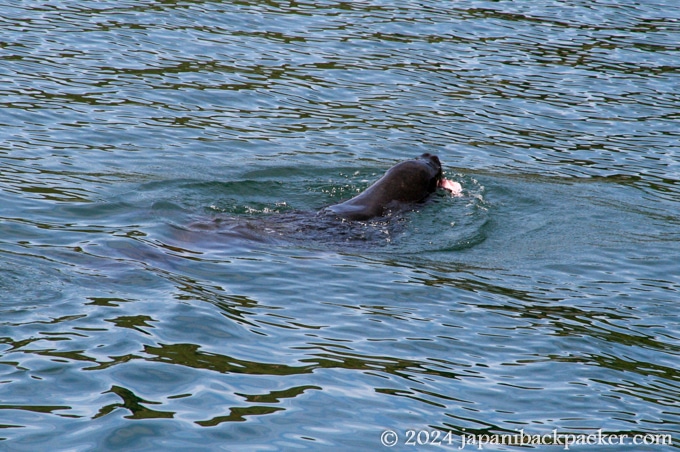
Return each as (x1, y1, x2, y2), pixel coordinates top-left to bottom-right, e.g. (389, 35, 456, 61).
(1, 1, 679, 450)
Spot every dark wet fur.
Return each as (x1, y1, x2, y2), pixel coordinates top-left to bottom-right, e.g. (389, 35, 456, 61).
(323, 153, 443, 221)
(187, 154, 445, 246)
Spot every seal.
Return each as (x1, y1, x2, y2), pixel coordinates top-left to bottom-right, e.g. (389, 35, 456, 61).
(324, 153, 460, 221)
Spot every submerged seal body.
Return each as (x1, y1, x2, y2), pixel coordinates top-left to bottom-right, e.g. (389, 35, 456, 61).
(324, 153, 450, 221)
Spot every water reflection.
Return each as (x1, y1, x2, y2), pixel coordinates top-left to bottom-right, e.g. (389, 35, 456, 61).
(1, 0, 679, 449)
(97, 385, 174, 420)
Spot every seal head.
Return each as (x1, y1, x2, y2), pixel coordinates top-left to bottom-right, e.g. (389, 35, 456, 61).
(324, 153, 444, 221)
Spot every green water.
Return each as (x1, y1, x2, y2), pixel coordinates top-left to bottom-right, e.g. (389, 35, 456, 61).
(1, 1, 678, 450)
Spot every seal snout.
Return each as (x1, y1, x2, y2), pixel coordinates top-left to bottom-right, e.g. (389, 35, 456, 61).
(420, 153, 462, 196)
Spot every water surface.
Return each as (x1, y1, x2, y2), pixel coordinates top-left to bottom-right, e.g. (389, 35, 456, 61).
(1, 1, 679, 450)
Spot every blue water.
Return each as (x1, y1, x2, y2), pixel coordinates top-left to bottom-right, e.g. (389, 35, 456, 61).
(1, 1, 679, 450)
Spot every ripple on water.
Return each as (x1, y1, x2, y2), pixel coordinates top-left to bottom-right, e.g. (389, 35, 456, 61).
(1, 0, 679, 450)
